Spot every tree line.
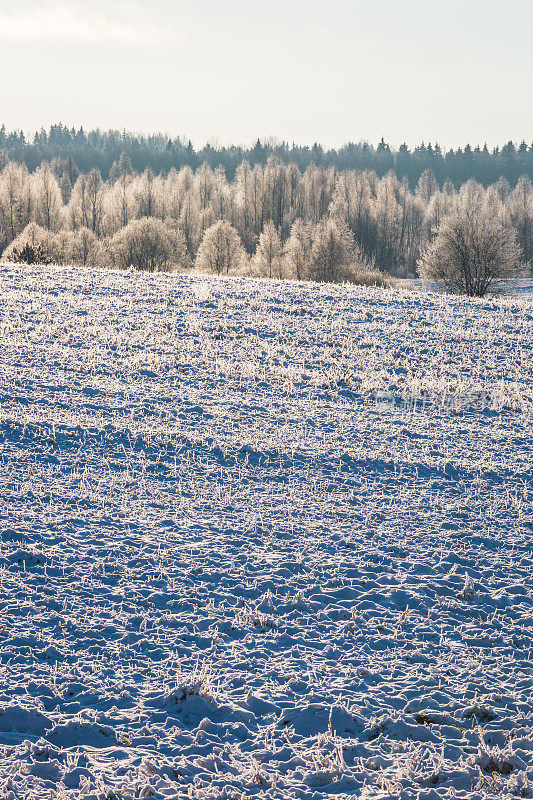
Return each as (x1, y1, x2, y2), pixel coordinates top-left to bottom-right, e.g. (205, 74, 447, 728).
(1, 124, 532, 187)
(1, 154, 531, 286)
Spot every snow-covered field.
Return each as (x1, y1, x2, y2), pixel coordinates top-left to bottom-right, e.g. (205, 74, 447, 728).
(1, 264, 532, 800)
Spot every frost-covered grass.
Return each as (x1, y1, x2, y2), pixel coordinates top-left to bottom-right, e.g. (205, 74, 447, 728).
(0, 263, 532, 799)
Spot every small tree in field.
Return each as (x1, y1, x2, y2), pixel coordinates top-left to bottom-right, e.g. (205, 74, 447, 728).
(195, 221, 246, 275)
(418, 210, 525, 297)
(254, 222, 283, 278)
(70, 227, 102, 267)
(108, 217, 189, 272)
(283, 219, 313, 280)
(309, 219, 355, 283)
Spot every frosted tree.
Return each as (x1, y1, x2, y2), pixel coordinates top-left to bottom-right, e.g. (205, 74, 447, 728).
(69, 174, 90, 230)
(210, 167, 233, 224)
(396, 176, 424, 275)
(108, 217, 190, 272)
(309, 219, 356, 283)
(330, 172, 356, 230)
(64, 156, 79, 187)
(32, 164, 62, 231)
(234, 161, 255, 252)
(86, 169, 104, 234)
(458, 179, 484, 209)
(70, 227, 101, 267)
(442, 179, 456, 198)
(494, 176, 511, 203)
(254, 222, 283, 278)
(416, 169, 438, 203)
(173, 165, 225, 258)
(302, 165, 334, 224)
(195, 221, 246, 275)
(195, 163, 218, 211)
(178, 194, 201, 257)
(372, 173, 402, 273)
(286, 163, 301, 219)
(283, 220, 313, 280)
(164, 167, 194, 234)
(197, 207, 217, 250)
(508, 176, 533, 267)
(331, 170, 377, 264)
(59, 172, 72, 204)
(3, 222, 55, 264)
(49, 157, 65, 182)
(51, 229, 73, 265)
(250, 165, 265, 240)
(134, 167, 163, 219)
(109, 153, 133, 182)
(483, 184, 508, 219)
(424, 190, 448, 237)
(0, 162, 32, 245)
(418, 208, 525, 296)
(104, 170, 134, 234)
(263, 157, 288, 230)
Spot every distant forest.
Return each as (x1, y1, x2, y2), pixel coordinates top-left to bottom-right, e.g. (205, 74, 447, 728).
(1, 124, 532, 188)
(2, 147, 531, 279)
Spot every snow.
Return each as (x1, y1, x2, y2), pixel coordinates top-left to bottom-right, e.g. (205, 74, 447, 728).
(0, 262, 532, 799)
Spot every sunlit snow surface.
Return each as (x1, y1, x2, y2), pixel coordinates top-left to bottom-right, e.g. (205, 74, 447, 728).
(1, 264, 532, 800)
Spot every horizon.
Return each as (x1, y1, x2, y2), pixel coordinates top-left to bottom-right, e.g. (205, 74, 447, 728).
(3, 122, 532, 155)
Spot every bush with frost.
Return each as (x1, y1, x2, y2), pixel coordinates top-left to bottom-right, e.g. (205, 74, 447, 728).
(107, 216, 190, 272)
(418, 208, 526, 297)
(195, 220, 247, 275)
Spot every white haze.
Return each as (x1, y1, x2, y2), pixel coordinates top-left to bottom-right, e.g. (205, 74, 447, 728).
(0, 0, 531, 149)
(0, 5, 177, 45)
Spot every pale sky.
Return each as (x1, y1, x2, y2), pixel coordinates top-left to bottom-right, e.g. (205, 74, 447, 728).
(0, 0, 531, 150)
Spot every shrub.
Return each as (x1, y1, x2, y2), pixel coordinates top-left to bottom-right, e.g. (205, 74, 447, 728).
(418, 209, 526, 297)
(253, 222, 283, 278)
(309, 219, 355, 283)
(108, 216, 190, 272)
(69, 227, 102, 267)
(345, 265, 396, 288)
(3, 223, 55, 265)
(10, 243, 52, 266)
(195, 221, 247, 275)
